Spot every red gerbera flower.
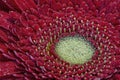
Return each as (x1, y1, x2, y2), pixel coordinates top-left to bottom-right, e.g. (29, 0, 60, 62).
(0, 0, 120, 80)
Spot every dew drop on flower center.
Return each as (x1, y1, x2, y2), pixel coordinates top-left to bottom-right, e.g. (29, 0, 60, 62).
(55, 36, 95, 64)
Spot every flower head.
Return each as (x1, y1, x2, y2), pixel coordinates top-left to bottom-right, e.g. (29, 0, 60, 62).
(0, 0, 120, 80)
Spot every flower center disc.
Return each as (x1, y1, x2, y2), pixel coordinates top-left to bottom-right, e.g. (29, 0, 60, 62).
(55, 36, 95, 64)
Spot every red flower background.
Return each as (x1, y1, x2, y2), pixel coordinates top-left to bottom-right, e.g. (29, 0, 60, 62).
(0, 0, 120, 80)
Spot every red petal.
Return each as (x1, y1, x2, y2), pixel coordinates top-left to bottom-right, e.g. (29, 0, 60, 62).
(0, 29, 8, 42)
(0, 61, 17, 77)
(14, 0, 37, 11)
(1, 0, 21, 12)
(112, 74, 120, 80)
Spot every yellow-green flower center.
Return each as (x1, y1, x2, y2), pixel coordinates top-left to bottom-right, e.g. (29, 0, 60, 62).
(55, 36, 95, 64)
